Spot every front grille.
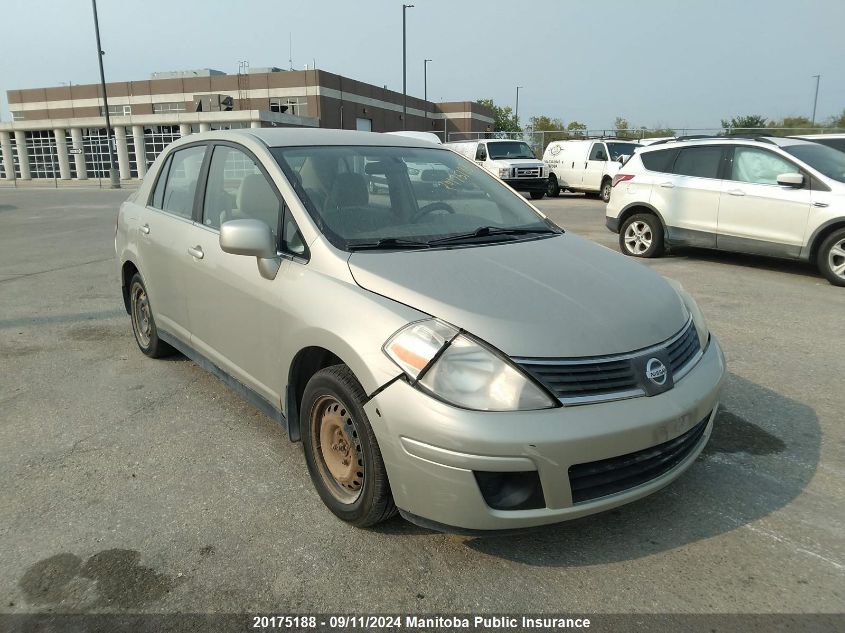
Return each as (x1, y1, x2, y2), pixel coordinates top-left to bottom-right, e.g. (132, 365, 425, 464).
(516, 318, 702, 405)
(568, 414, 710, 504)
(515, 167, 541, 178)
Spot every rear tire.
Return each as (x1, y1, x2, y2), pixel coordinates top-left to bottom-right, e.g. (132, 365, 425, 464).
(817, 228, 845, 287)
(546, 174, 560, 198)
(619, 213, 665, 258)
(128, 273, 174, 358)
(600, 178, 612, 203)
(301, 365, 397, 527)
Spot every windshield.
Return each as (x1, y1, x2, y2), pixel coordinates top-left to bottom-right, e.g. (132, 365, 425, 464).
(272, 146, 557, 250)
(783, 143, 845, 183)
(486, 142, 536, 160)
(605, 142, 642, 160)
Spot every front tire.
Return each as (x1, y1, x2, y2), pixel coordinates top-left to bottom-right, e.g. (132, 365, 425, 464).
(546, 174, 560, 198)
(620, 213, 665, 258)
(529, 191, 545, 200)
(600, 178, 612, 203)
(301, 365, 396, 527)
(129, 273, 174, 358)
(817, 228, 845, 287)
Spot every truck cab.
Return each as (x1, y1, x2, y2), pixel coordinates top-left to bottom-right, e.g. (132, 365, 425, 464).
(445, 139, 548, 200)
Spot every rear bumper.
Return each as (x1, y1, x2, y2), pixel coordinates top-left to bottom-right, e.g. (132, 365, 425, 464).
(502, 177, 547, 193)
(365, 338, 726, 531)
(606, 216, 621, 233)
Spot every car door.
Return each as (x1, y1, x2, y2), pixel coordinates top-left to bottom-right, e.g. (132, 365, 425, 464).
(716, 146, 812, 258)
(181, 142, 308, 405)
(137, 144, 208, 342)
(649, 145, 723, 248)
(582, 142, 608, 191)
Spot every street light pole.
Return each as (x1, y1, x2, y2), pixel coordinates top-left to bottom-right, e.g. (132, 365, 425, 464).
(402, 4, 414, 130)
(91, 0, 119, 188)
(515, 86, 523, 129)
(811, 74, 821, 126)
(423, 59, 432, 120)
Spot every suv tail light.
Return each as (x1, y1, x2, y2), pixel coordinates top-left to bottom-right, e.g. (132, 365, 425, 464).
(612, 174, 634, 187)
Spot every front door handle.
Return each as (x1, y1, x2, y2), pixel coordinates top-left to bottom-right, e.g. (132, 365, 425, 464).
(140, 224, 150, 234)
(813, 201, 829, 208)
(187, 245, 204, 259)
(727, 189, 746, 196)
(659, 182, 674, 188)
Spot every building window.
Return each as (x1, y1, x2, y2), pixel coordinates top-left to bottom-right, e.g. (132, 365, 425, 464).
(12, 111, 24, 121)
(144, 125, 181, 164)
(270, 96, 308, 117)
(100, 104, 131, 116)
(153, 102, 186, 114)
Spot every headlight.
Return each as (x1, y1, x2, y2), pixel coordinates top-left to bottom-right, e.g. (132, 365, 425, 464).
(384, 320, 556, 411)
(665, 279, 709, 350)
(498, 167, 510, 178)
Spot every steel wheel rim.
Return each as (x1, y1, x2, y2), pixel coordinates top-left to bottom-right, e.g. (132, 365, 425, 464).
(828, 239, 845, 280)
(131, 283, 152, 348)
(602, 183, 611, 200)
(311, 395, 364, 504)
(624, 221, 653, 255)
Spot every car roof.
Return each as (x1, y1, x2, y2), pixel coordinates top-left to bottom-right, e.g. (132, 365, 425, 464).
(636, 135, 817, 153)
(187, 127, 446, 149)
(790, 133, 845, 140)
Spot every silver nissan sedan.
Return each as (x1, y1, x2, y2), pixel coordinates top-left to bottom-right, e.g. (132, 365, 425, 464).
(116, 129, 725, 532)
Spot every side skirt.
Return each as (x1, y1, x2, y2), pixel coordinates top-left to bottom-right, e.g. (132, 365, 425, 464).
(157, 329, 288, 434)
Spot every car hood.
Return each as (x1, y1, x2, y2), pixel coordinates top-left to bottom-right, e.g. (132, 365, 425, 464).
(347, 233, 689, 358)
(491, 158, 544, 168)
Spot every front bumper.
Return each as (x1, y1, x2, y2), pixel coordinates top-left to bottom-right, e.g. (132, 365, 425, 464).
(606, 216, 621, 233)
(502, 177, 548, 193)
(365, 337, 725, 531)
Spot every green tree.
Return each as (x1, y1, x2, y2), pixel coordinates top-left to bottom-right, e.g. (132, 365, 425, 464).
(829, 109, 845, 130)
(721, 114, 768, 134)
(476, 99, 521, 133)
(527, 115, 567, 151)
(567, 121, 587, 137)
(766, 116, 814, 136)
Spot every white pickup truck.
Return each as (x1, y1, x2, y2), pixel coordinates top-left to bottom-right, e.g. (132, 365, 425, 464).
(445, 139, 548, 199)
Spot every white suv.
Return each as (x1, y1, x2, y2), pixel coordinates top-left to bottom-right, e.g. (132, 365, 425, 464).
(605, 137, 845, 286)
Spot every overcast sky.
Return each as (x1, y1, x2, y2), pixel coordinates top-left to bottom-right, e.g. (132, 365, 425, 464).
(1, 0, 843, 129)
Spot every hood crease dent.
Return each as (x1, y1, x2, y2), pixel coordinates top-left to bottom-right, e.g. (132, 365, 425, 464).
(348, 233, 689, 358)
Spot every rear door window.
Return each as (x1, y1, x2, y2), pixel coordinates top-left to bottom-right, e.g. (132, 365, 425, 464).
(672, 146, 724, 179)
(640, 148, 679, 173)
(160, 145, 207, 218)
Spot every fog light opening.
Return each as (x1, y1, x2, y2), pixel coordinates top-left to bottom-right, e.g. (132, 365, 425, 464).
(474, 471, 545, 511)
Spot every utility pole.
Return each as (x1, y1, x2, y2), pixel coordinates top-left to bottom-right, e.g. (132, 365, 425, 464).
(515, 86, 523, 129)
(811, 74, 821, 126)
(423, 59, 432, 120)
(91, 0, 119, 188)
(402, 4, 414, 130)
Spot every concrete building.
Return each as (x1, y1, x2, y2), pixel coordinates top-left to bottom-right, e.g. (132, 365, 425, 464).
(1, 67, 494, 181)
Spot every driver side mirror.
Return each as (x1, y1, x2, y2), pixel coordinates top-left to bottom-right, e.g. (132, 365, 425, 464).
(220, 219, 281, 280)
(776, 173, 804, 188)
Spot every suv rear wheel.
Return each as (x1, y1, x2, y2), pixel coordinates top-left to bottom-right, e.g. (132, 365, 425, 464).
(301, 365, 396, 527)
(620, 213, 664, 258)
(818, 228, 845, 287)
(600, 178, 612, 203)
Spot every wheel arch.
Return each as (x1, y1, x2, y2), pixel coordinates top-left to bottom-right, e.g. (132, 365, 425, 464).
(805, 218, 845, 263)
(120, 260, 140, 314)
(617, 202, 668, 236)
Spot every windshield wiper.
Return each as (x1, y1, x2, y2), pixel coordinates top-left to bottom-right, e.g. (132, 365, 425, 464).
(347, 237, 432, 251)
(428, 226, 557, 245)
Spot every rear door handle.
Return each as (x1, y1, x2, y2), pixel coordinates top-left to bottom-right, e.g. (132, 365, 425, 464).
(140, 224, 150, 234)
(659, 182, 674, 188)
(187, 245, 204, 259)
(727, 189, 746, 196)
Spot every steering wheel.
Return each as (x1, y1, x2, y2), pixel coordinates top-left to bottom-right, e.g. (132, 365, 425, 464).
(413, 201, 456, 221)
